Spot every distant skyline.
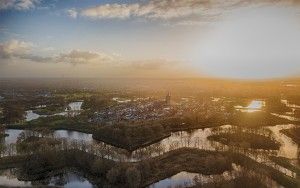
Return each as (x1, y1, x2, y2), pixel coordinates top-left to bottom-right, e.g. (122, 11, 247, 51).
(1, 0, 300, 79)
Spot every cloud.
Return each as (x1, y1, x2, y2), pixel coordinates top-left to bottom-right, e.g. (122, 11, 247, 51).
(66, 8, 77, 19)
(78, 0, 209, 20)
(70, 0, 299, 25)
(0, 40, 118, 65)
(0, 0, 13, 10)
(81, 3, 139, 19)
(130, 59, 179, 70)
(0, 39, 189, 77)
(0, 0, 40, 10)
(0, 39, 31, 58)
(0, 40, 181, 71)
(57, 50, 118, 65)
(0, 39, 53, 63)
(164, 20, 211, 27)
(134, 0, 210, 20)
(19, 54, 53, 63)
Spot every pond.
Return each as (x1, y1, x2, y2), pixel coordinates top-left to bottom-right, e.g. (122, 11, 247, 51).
(4, 129, 24, 145)
(281, 99, 300, 109)
(49, 171, 94, 188)
(235, 100, 265, 113)
(0, 168, 95, 188)
(3, 129, 92, 145)
(271, 113, 300, 122)
(149, 163, 241, 188)
(270, 99, 300, 122)
(148, 163, 281, 188)
(112, 97, 131, 103)
(129, 126, 225, 161)
(267, 124, 299, 159)
(53, 130, 93, 143)
(2, 124, 297, 179)
(25, 101, 83, 122)
(0, 169, 31, 187)
(3, 123, 297, 162)
(25, 110, 46, 121)
(68, 101, 83, 111)
(149, 171, 201, 188)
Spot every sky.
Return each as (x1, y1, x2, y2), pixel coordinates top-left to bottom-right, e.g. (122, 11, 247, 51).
(0, 0, 300, 79)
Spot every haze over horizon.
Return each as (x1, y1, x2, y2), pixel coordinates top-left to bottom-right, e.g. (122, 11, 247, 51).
(1, 3, 300, 187)
(1, 0, 300, 79)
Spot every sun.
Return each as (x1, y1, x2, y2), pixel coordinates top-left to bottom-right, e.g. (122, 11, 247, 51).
(191, 5, 300, 79)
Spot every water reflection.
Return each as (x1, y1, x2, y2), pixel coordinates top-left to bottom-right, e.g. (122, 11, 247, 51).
(271, 99, 300, 122)
(25, 110, 45, 122)
(281, 99, 300, 109)
(130, 128, 220, 161)
(267, 124, 299, 159)
(3, 124, 297, 161)
(235, 100, 265, 113)
(56, 101, 84, 117)
(54, 130, 93, 142)
(149, 171, 203, 188)
(149, 163, 280, 188)
(1, 123, 298, 180)
(112, 97, 131, 103)
(25, 101, 83, 122)
(271, 113, 300, 122)
(4, 129, 23, 145)
(68, 101, 83, 111)
(0, 168, 94, 188)
(3, 129, 92, 146)
(149, 164, 242, 188)
(49, 171, 94, 188)
(0, 169, 31, 187)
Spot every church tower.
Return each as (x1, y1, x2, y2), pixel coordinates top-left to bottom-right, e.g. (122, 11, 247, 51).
(165, 91, 171, 105)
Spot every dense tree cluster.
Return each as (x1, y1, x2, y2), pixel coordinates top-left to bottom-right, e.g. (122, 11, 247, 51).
(93, 123, 168, 151)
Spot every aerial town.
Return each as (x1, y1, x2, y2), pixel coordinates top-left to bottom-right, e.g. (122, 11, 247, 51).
(1, 0, 300, 187)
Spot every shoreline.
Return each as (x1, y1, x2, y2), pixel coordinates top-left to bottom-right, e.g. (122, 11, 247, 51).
(0, 148, 298, 188)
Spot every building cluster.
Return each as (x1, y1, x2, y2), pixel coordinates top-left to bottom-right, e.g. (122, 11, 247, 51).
(92, 94, 175, 124)
(92, 93, 233, 125)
